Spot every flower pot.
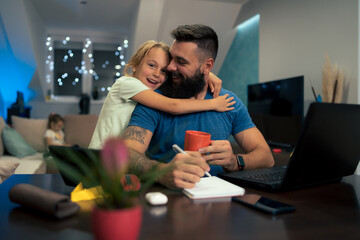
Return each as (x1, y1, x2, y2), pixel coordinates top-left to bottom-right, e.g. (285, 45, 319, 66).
(92, 205, 142, 240)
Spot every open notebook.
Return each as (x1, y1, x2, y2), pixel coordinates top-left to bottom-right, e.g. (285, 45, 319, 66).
(183, 176, 245, 199)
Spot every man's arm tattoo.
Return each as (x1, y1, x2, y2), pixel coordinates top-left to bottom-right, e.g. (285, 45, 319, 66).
(123, 126, 147, 145)
(128, 147, 158, 174)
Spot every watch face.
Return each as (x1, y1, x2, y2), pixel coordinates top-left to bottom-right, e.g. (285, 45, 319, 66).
(237, 155, 245, 170)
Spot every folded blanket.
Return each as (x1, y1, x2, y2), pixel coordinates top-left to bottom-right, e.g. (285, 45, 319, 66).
(9, 183, 80, 219)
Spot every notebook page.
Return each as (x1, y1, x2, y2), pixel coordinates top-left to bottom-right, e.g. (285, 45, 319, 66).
(183, 176, 245, 199)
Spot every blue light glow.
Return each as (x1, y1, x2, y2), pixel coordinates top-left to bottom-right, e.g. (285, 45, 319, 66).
(218, 14, 260, 106)
(0, 15, 35, 120)
(237, 14, 260, 31)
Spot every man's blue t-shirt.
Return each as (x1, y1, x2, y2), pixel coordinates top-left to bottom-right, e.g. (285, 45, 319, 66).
(128, 88, 255, 175)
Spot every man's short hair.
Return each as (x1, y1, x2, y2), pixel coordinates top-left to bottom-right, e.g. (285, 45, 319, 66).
(170, 24, 218, 62)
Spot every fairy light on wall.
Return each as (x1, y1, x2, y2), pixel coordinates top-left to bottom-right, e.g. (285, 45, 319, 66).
(45, 35, 129, 100)
(45, 36, 54, 100)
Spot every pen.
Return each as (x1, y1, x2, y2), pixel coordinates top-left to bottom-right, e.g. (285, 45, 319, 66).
(172, 144, 212, 177)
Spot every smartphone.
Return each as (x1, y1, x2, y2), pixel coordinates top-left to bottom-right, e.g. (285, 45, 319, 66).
(232, 194, 295, 215)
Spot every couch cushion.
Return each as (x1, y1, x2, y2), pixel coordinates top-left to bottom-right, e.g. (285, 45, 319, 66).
(14, 152, 46, 174)
(2, 126, 37, 158)
(0, 159, 20, 183)
(64, 114, 98, 148)
(0, 117, 6, 156)
(12, 116, 48, 152)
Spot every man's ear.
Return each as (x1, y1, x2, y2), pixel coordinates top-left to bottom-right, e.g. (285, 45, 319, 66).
(202, 58, 214, 75)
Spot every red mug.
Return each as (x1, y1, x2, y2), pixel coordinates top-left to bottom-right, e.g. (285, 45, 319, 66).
(184, 130, 211, 151)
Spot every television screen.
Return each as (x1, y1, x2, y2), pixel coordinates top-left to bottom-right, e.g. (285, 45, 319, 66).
(247, 76, 304, 147)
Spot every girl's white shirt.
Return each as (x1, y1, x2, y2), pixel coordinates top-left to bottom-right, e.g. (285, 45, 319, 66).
(89, 76, 149, 149)
(44, 129, 65, 145)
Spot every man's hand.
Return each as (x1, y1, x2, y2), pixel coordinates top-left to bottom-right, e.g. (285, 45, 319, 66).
(198, 128, 275, 172)
(212, 94, 235, 112)
(198, 140, 238, 172)
(158, 151, 210, 189)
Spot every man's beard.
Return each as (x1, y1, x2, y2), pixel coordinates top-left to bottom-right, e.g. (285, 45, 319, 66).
(160, 68, 206, 99)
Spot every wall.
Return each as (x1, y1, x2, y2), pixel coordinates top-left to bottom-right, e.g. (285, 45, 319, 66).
(131, 0, 242, 74)
(0, 0, 38, 120)
(156, 0, 242, 74)
(23, 0, 47, 101)
(218, 15, 260, 105)
(131, 0, 166, 53)
(236, 0, 358, 114)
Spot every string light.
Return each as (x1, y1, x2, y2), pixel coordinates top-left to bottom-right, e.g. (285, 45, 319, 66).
(45, 35, 129, 99)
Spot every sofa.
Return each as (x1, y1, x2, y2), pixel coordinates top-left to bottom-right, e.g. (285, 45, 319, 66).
(0, 114, 98, 183)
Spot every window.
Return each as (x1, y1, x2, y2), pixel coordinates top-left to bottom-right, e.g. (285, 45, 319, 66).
(53, 41, 83, 96)
(45, 36, 128, 102)
(91, 43, 126, 99)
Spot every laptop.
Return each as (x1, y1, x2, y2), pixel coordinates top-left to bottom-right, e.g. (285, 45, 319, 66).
(219, 103, 360, 191)
(49, 145, 100, 187)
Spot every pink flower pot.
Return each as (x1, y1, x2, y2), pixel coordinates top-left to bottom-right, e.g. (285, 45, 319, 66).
(92, 206, 142, 240)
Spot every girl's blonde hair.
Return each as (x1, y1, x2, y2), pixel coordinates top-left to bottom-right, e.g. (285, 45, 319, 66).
(124, 40, 171, 76)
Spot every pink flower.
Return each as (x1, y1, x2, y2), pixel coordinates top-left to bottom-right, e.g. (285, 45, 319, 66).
(101, 138, 129, 176)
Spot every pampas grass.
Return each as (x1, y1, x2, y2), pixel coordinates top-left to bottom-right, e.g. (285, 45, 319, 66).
(321, 53, 344, 103)
(322, 54, 333, 102)
(334, 67, 344, 103)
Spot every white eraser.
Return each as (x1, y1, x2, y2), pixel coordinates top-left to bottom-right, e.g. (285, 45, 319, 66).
(145, 192, 168, 205)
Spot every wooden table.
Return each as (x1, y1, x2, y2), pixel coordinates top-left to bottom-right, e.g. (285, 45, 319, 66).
(0, 174, 359, 240)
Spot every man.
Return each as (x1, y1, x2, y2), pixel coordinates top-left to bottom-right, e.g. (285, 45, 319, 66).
(124, 24, 274, 189)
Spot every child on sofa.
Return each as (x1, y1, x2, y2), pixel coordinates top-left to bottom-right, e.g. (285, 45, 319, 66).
(89, 40, 235, 149)
(44, 113, 70, 148)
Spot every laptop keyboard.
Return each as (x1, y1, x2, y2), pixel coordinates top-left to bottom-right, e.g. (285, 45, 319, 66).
(243, 170, 285, 183)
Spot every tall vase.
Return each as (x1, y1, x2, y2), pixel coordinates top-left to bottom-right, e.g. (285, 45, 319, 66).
(92, 205, 142, 240)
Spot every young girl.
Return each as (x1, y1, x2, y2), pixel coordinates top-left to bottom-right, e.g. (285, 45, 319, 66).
(44, 113, 70, 148)
(89, 40, 234, 149)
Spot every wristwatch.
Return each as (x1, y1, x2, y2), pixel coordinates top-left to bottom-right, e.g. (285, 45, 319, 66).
(236, 155, 245, 171)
